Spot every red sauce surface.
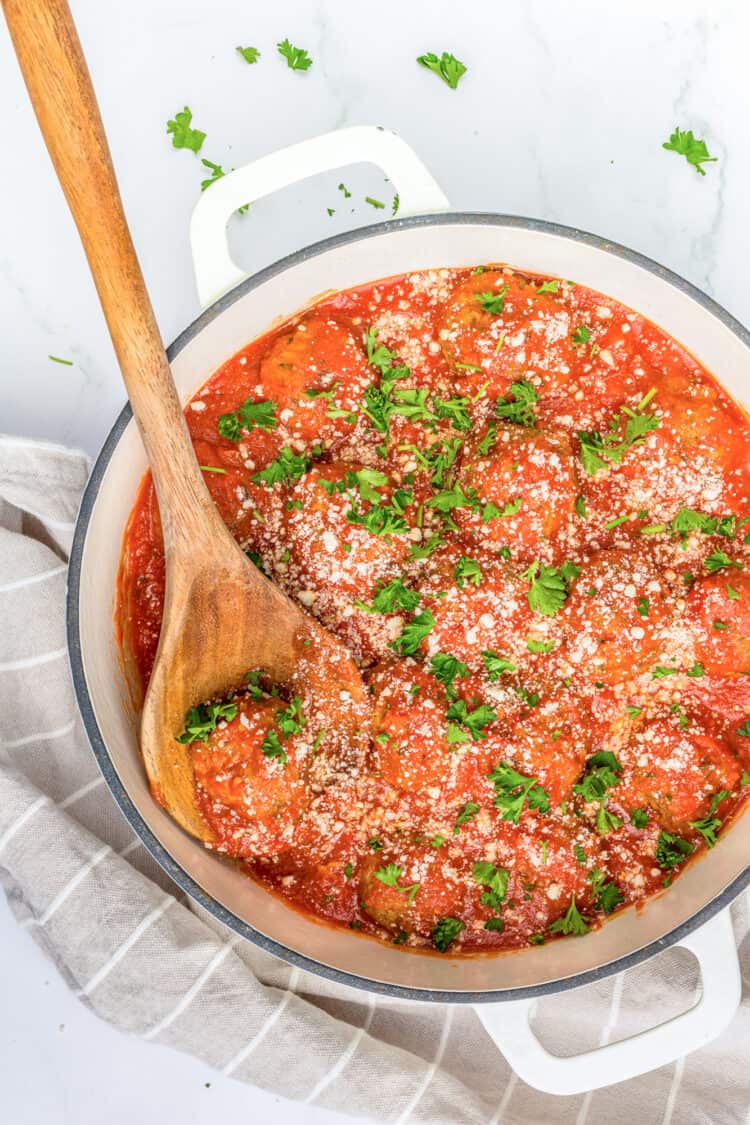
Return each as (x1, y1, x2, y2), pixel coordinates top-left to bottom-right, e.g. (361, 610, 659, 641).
(118, 265, 750, 955)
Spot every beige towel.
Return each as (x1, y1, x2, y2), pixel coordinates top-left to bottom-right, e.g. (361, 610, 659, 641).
(2, 433, 749, 1124)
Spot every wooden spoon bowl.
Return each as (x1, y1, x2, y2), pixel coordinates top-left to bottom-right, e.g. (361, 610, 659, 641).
(3, 0, 367, 842)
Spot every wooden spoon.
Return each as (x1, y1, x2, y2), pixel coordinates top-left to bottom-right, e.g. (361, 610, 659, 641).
(3, 0, 368, 841)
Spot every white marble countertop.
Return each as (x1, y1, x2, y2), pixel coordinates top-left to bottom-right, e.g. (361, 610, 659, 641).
(1, 0, 748, 1121)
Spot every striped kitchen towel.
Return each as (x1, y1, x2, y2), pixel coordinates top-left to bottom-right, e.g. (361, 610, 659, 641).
(1, 432, 749, 1125)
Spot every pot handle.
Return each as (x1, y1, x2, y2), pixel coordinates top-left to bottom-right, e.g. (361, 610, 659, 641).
(475, 907, 740, 1096)
(189, 125, 449, 308)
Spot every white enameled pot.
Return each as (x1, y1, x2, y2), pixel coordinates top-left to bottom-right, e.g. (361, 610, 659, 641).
(68, 126, 750, 1095)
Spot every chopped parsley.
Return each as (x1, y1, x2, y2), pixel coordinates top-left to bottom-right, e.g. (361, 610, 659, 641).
(578, 392, 659, 475)
(495, 379, 539, 427)
(389, 609, 435, 655)
(236, 45, 261, 64)
(217, 398, 277, 441)
(166, 106, 205, 153)
(472, 861, 509, 910)
(453, 801, 480, 834)
(477, 287, 509, 315)
(526, 638, 555, 654)
(416, 51, 467, 90)
(176, 700, 237, 743)
(430, 652, 469, 692)
(252, 447, 309, 486)
(454, 556, 482, 589)
(689, 790, 729, 849)
(488, 762, 550, 823)
(277, 39, 313, 70)
(431, 916, 465, 952)
(261, 696, 305, 766)
(662, 127, 717, 176)
(589, 869, 625, 914)
(481, 650, 516, 680)
(704, 550, 743, 574)
(360, 575, 420, 615)
(737, 721, 750, 737)
(524, 559, 577, 615)
(656, 830, 694, 870)
(446, 700, 497, 743)
(537, 280, 560, 294)
(549, 897, 590, 936)
(631, 808, 650, 828)
(573, 751, 623, 803)
(374, 863, 419, 903)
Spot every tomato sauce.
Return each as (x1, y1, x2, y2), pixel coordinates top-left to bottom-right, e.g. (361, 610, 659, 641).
(118, 265, 750, 955)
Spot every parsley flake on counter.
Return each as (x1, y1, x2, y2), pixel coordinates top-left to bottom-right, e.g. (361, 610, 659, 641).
(338, 182, 352, 198)
(176, 700, 237, 744)
(416, 51, 467, 90)
(48, 354, 73, 365)
(218, 398, 277, 441)
(662, 128, 717, 176)
(166, 106, 205, 153)
(236, 45, 261, 64)
(432, 916, 465, 952)
(365, 196, 385, 209)
(277, 39, 313, 70)
(489, 762, 550, 823)
(549, 896, 590, 936)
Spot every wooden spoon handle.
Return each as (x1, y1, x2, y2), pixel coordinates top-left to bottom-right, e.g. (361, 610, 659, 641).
(2, 0, 211, 550)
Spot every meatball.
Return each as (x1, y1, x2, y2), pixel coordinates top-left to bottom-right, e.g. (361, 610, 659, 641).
(684, 569, 750, 677)
(455, 424, 580, 562)
(191, 695, 310, 859)
(615, 708, 742, 830)
(358, 842, 466, 939)
(558, 548, 672, 685)
(256, 461, 413, 663)
(258, 314, 370, 447)
(438, 271, 578, 397)
(500, 691, 596, 807)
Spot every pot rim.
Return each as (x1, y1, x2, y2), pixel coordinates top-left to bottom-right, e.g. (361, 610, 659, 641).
(66, 210, 750, 1003)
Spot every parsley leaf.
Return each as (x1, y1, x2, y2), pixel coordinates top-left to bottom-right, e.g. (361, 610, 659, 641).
(656, 831, 694, 870)
(430, 652, 468, 690)
(571, 325, 592, 347)
(277, 38, 313, 70)
(527, 638, 555, 654)
(176, 700, 237, 743)
(453, 801, 480, 834)
(548, 897, 590, 936)
(416, 51, 467, 90)
(374, 863, 419, 903)
(454, 556, 482, 589)
(260, 696, 305, 766)
(704, 550, 743, 574)
(408, 533, 445, 560)
(166, 106, 205, 153)
(218, 398, 277, 442)
(573, 751, 623, 803)
(588, 868, 625, 914)
(662, 127, 717, 175)
(578, 394, 659, 475)
(537, 280, 560, 294)
(472, 861, 510, 910)
(524, 559, 576, 615)
(432, 916, 465, 952)
(495, 379, 539, 427)
(236, 45, 261, 64)
(252, 447, 310, 486)
(389, 609, 435, 656)
(362, 576, 420, 615)
(488, 762, 550, 823)
(481, 651, 516, 680)
(477, 287, 509, 315)
(631, 807, 650, 828)
(446, 700, 496, 743)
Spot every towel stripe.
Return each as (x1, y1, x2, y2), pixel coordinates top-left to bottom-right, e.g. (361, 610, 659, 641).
(222, 967, 301, 1076)
(395, 1007, 454, 1125)
(144, 936, 241, 1041)
(0, 794, 49, 854)
(79, 897, 174, 996)
(0, 564, 66, 593)
(59, 774, 104, 809)
(2, 717, 76, 749)
(0, 647, 67, 672)
(34, 845, 112, 926)
(305, 995, 376, 1103)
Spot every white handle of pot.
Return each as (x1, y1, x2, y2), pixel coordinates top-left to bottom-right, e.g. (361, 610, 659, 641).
(189, 125, 449, 308)
(476, 908, 740, 1096)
